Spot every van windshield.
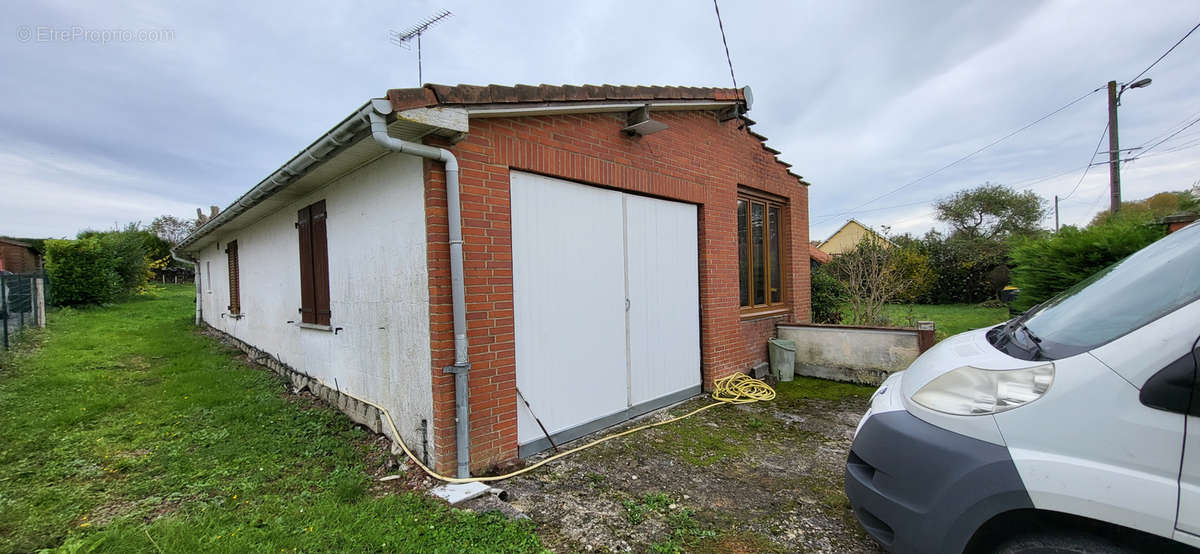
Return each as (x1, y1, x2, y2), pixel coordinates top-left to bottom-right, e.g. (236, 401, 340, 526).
(1000, 222, 1200, 360)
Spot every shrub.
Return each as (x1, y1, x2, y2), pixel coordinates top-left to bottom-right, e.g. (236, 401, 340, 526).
(1009, 219, 1165, 311)
(889, 246, 935, 303)
(903, 232, 1011, 304)
(44, 238, 122, 306)
(810, 266, 847, 323)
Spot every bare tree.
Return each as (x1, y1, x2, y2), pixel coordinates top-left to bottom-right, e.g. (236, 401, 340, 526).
(148, 215, 197, 246)
(828, 236, 904, 326)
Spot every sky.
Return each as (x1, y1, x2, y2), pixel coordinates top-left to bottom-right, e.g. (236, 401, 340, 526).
(2, 0, 1198, 241)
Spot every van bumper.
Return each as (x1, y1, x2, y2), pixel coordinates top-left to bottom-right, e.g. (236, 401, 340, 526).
(845, 410, 1033, 554)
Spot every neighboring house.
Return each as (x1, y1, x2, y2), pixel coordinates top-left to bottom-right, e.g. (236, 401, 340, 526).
(816, 219, 894, 255)
(174, 83, 810, 476)
(809, 243, 832, 271)
(1162, 213, 1200, 234)
(0, 238, 41, 273)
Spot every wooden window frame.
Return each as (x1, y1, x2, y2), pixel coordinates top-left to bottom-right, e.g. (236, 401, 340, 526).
(225, 240, 241, 316)
(297, 200, 332, 327)
(738, 189, 789, 318)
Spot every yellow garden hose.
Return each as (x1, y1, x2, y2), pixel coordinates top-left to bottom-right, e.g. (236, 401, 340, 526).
(356, 372, 775, 484)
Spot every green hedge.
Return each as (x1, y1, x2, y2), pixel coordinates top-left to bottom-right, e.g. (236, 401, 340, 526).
(810, 266, 847, 323)
(1009, 220, 1165, 311)
(44, 238, 123, 306)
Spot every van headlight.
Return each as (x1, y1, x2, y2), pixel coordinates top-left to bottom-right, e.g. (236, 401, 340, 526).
(911, 364, 1054, 415)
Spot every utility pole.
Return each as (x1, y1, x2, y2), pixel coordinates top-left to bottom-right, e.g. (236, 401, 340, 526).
(1107, 81, 1121, 214)
(1054, 195, 1059, 231)
(1105, 77, 1153, 214)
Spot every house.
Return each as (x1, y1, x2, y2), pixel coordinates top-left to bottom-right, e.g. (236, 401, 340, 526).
(173, 83, 810, 477)
(0, 238, 41, 273)
(1162, 213, 1200, 234)
(815, 219, 893, 255)
(809, 243, 832, 271)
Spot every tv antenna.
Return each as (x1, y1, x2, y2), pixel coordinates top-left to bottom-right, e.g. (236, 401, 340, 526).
(390, 10, 453, 85)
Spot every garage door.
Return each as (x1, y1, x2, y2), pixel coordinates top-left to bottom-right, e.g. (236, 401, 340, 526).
(512, 171, 701, 456)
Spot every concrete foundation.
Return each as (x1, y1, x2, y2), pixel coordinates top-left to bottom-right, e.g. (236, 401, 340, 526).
(203, 323, 388, 437)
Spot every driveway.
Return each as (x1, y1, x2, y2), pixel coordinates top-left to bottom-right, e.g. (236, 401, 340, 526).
(462, 377, 885, 552)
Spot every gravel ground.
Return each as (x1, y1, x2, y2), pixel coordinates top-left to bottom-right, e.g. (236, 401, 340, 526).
(460, 378, 885, 553)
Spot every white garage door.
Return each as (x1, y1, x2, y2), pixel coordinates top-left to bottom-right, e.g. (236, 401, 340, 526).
(511, 171, 701, 455)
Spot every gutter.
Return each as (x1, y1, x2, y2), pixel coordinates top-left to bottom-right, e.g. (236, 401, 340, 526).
(366, 100, 473, 480)
(175, 102, 376, 253)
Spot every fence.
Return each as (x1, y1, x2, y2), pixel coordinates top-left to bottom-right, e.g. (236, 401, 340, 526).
(1, 270, 47, 350)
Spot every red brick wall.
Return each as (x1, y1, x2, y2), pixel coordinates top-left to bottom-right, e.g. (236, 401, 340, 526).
(423, 109, 809, 474)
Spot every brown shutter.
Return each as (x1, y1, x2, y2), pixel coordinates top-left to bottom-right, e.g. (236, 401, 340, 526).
(310, 200, 331, 326)
(297, 205, 316, 324)
(226, 240, 241, 315)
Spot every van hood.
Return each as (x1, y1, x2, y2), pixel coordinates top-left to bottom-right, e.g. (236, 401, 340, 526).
(899, 325, 1049, 401)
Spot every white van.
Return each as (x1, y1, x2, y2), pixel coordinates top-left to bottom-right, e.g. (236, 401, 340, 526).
(846, 221, 1200, 553)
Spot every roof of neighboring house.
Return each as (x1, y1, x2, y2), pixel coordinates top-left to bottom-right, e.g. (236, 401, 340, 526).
(1161, 213, 1200, 225)
(809, 244, 832, 265)
(0, 237, 33, 248)
(817, 219, 895, 253)
(177, 83, 805, 253)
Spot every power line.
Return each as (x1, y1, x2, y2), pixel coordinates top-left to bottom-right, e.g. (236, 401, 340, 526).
(820, 86, 1105, 218)
(712, 0, 737, 89)
(1127, 21, 1200, 84)
(1059, 121, 1108, 201)
(1128, 115, 1200, 160)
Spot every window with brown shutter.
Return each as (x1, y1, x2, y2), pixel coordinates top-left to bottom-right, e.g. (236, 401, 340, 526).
(226, 240, 241, 315)
(297, 200, 331, 326)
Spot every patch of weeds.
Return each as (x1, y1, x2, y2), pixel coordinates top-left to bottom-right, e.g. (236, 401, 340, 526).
(650, 507, 719, 553)
(747, 415, 764, 430)
(623, 492, 672, 525)
(584, 471, 607, 490)
(694, 529, 786, 553)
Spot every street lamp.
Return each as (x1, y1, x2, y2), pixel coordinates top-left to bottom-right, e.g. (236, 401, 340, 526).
(1107, 78, 1152, 213)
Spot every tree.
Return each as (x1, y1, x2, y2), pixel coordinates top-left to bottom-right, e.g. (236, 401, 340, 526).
(827, 236, 904, 326)
(148, 215, 198, 246)
(935, 183, 1046, 239)
(1088, 189, 1200, 227)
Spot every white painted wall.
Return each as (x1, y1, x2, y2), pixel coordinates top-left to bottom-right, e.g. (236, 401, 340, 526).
(196, 152, 435, 462)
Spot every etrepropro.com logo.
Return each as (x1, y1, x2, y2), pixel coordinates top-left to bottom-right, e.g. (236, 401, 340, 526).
(16, 25, 175, 43)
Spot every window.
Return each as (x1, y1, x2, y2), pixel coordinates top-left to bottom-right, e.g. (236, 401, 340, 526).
(297, 200, 331, 326)
(225, 240, 241, 315)
(738, 192, 786, 314)
(205, 261, 211, 293)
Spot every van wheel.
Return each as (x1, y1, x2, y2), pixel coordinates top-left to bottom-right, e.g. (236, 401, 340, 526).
(992, 531, 1134, 554)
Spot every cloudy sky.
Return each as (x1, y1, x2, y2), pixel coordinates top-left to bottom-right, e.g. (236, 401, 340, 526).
(3, 0, 1198, 240)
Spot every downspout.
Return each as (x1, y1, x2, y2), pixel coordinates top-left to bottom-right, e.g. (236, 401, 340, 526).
(367, 101, 472, 479)
(171, 251, 201, 326)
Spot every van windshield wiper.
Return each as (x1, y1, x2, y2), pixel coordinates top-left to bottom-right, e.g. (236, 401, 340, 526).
(1014, 322, 1044, 359)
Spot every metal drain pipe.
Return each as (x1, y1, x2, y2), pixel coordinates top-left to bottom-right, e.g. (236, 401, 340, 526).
(367, 101, 472, 478)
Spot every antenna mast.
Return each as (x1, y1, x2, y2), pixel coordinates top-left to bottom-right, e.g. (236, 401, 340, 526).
(390, 10, 453, 85)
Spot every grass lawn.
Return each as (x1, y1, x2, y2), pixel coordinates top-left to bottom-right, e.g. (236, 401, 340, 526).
(0, 285, 543, 553)
(880, 303, 1010, 340)
(837, 303, 1009, 340)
